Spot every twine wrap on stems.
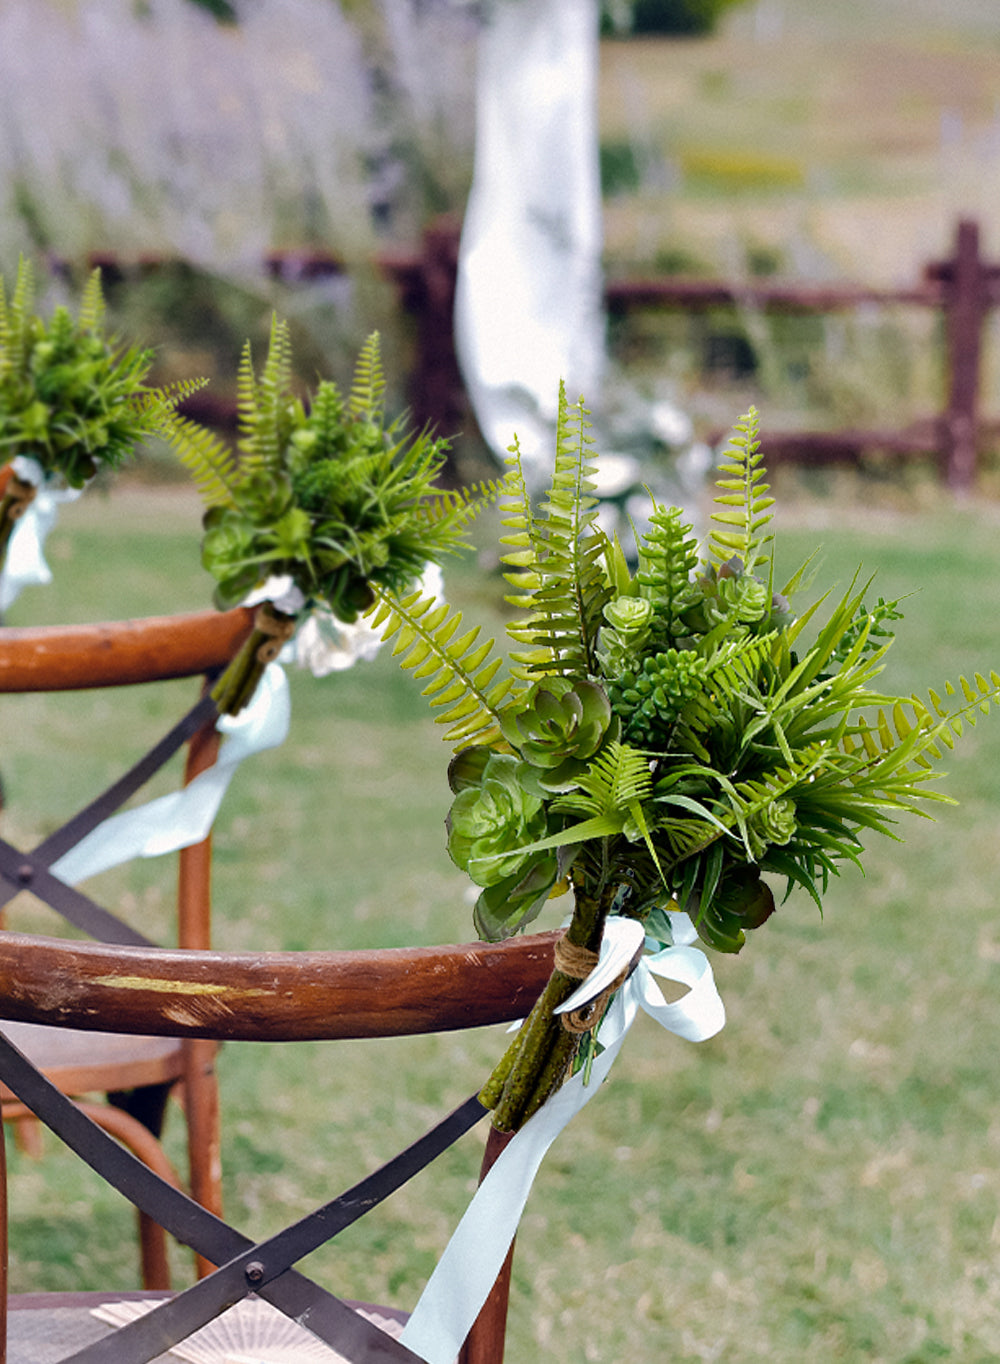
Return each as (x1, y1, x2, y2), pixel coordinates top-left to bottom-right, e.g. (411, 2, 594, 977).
(553, 936, 628, 1034)
(211, 601, 298, 717)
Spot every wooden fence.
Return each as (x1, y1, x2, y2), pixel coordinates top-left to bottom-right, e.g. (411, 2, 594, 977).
(85, 216, 1000, 492)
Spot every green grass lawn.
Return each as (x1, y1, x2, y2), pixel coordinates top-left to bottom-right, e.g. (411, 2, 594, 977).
(597, 1, 1000, 463)
(5, 481, 1000, 1361)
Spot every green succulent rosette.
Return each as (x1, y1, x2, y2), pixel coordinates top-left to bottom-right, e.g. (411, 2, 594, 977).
(168, 320, 504, 714)
(447, 752, 547, 885)
(500, 678, 618, 795)
(373, 388, 1000, 1131)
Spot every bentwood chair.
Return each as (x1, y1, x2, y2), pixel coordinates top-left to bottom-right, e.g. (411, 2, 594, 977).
(0, 920, 556, 1362)
(0, 608, 255, 1290)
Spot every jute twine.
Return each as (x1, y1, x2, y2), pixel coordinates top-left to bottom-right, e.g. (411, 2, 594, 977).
(5, 477, 36, 522)
(553, 934, 628, 1035)
(253, 605, 297, 664)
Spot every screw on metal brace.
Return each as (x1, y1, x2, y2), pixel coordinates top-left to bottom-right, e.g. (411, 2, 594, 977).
(245, 1260, 266, 1285)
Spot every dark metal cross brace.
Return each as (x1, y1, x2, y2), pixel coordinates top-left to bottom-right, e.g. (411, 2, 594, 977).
(0, 1027, 482, 1363)
(0, 692, 219, 947)
(0, 691, 479, 1360)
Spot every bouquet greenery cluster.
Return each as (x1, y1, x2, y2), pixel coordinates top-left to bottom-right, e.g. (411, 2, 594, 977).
(168, 319, 502, 713)
(369, 392, 1000, 1130)
(0, 259, 195, 568)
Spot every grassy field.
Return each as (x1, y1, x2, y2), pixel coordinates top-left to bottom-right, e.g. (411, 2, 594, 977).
(4, 480, 1000, 1361)
(596, 1, 1000, 459)
(599, 0, 1000, 280)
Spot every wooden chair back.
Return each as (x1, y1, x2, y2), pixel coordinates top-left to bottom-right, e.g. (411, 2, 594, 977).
(0, 609, 253, 1286)
(0, 610, 557, 1361)
(0, 926, 556, 1362)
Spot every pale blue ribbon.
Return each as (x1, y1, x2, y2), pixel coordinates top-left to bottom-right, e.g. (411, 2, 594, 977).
(50, 663, 290, 886)
(399, 913, 725, 1363)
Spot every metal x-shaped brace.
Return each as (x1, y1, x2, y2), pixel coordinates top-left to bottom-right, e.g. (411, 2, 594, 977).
(0, 692, 474, 1360)
(0, 692, 220, 948)
(0, 1025, 479, 1362)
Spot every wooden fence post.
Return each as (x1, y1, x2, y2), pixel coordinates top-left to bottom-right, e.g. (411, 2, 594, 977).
(937, 219, 989, 492)
(396, 220, 466, 441)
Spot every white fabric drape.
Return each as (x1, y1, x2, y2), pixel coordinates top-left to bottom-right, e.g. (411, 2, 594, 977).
(455, 0, 605, 478)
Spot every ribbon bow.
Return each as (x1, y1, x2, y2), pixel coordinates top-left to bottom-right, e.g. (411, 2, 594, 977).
(399, 914, 725, 1364)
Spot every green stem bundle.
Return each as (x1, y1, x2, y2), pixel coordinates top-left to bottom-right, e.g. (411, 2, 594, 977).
(212, 601, 298, 717)
(480, 886, 613, 1132)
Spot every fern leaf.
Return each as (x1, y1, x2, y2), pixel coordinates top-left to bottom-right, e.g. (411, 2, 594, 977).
(368, 584, 522, 746)
(78, 269, 106, 333)
(0, 256, 34, 379)
(709, 406, 774, 578)
(636, 504, 700, 639)
(498, 437, 540, 575)
(866, 671, 1000, 772)
(308, 380, 347, 455)
(131, 377, 210, 430)
(505, 386, 611, 679)
(240, 316, 292, 473)
(348, 331, 386, 422)
(162, 414, 239, 508)
(554, 741, 653, 819)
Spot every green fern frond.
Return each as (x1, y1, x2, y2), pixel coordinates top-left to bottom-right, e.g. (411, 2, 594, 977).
(844, 670, 1000, 770)
(505, 386, 611, 680)
(0, 256, 34, 378)
(132, 376, 210, 417)
(654, 813, 727, 866)
(239, 316, 293, 473)
(348, 331, 386, 422)
(163, 413, 239, 508)
(664, 745, 830, 874)
(367, 584, 523, 746)
(308, 380, 347, 455)
(417, 475, 510, 549)
(709, 406, 774, 579)
(235, 337, 257, 439)
(77, 269, 106, 333)
(498, 438, 540, 586)
(554, 741, 653, 820)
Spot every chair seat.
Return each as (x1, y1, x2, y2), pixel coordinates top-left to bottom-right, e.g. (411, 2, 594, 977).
(6, 1292, 176, 1363)
(6, 1290, 411, 1362)
(0, 1022, 186, 1099)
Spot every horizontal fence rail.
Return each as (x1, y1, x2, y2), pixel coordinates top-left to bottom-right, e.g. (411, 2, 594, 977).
(68, 216, 999, 492)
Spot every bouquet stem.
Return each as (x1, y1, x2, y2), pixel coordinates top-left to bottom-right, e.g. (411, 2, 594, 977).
(0, 474, 37, 573)
(211, 601, 298, 716)
(481, 886, 615, 1132)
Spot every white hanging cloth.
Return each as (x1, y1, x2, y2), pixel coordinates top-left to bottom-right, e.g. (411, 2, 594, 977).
(455, 0, 605, 479)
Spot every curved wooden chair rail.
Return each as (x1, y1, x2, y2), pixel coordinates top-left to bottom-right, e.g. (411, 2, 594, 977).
(0, 929, 557, 1041)
(0, 607, 256, 691)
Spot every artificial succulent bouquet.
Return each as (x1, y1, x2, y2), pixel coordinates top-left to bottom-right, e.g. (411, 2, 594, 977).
(168, 318, 503, 714)
(0, 258, 196, 570)
(368, 392, 1000, 1131)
